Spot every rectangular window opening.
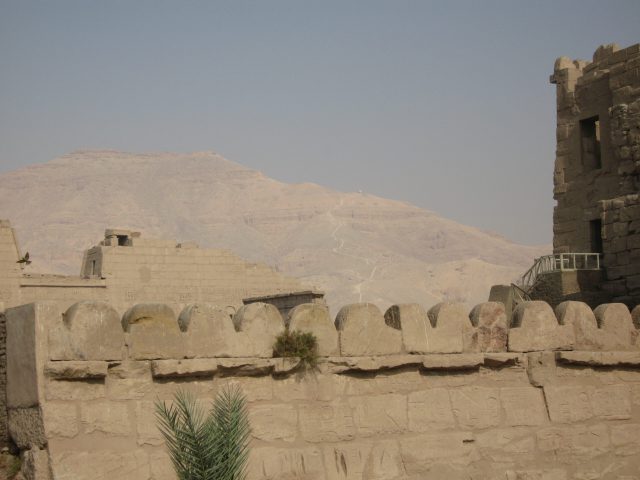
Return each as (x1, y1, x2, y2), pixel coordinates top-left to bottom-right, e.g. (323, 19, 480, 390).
(589, 219, 603, 254)
(580, 116, 602, 170)
(91, 260, 96, 276)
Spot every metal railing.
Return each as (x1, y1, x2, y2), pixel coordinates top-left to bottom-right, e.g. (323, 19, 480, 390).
(517, 253, 601, 293)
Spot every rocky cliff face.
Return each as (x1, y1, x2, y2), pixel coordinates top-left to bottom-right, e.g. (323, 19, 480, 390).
(0, 150, 547, 312)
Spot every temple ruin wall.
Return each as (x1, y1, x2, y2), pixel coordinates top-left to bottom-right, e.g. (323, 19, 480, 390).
(3, 298, 640, 479)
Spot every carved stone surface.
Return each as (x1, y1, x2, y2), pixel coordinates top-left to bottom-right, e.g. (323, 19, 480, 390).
(122, 303, 184, 360)
(509, 301, 574, 352)
(335, 303, 402, 356)
(468, 302, 508, 352)
(49, 301, 124, 361)
(288, 303, 339, 356)
(233, 303, 285, 358)
(178, 304, 236, 358)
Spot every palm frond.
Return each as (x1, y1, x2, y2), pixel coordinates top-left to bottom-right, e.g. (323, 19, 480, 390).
(155, 385, 251, 480)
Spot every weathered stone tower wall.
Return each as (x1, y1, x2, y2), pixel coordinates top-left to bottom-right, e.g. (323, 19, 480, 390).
(551, 43, 640, 306)
(4, 298, 640, 479)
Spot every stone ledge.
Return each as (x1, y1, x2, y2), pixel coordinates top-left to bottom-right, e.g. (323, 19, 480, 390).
(44, 361, 108, 379)
(483, 352, 524, 368)
(324, 355, 423, 373)
(150, 357, 302, 378)
(422, 353, 484, 370)
(151, 359, 219, 378)
(556, 351, 640, 367)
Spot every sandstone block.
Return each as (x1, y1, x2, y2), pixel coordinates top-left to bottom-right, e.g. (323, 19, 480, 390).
(287, 303, 338, 356)
(632, 305, 640, 329)
(248, 446, 324, 480)
(384, 303, 431, 353)
(45, 379, 105, 401)
(249, 404, 297, 442)
(6, 304, 45, 408)
(594, 303, 638, 350)
(508, 301, 574, 352)
(500, 387, 547, 426)
(422, 353, 483, 370)
(475, 427, 535, 458)
(135, 401, 162, 446)
(41, 402, 78, 438)
(610, 423, 640, 456)
(336, 303, 401, 356)
(50, 451, 150, 480)
(536, 424, 610, 458)
(427, 302, 470, 353)
(150, 358, 219, 378)
(322, 440, 403, 480)
(408, 388, 455, 432)
(49, 301, 124, 361)
(80, 401, 131, 435)
(122, 303, 185, 360)
(233, 303, 284, 357)
(348, 393, 407, 436)
(8, 407, 46, 449)
(399, 432, 477, 474)
(178, 303, 236, 357)
(20, 448, 51, 480)
(543, 385, 593, 423)
(106, 361, 153, 400)
(505, 469, 567, 480)
(299, 402, 356, 442)
(44, 361, 107, 380)
(555, 301, 603, 350)
(467, 302, 508, 352)
(449, 387, 500, 429)
(555, 350, 640, 367)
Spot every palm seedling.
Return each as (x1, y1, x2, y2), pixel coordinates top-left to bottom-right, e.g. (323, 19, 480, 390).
(155, 385, 251, 480)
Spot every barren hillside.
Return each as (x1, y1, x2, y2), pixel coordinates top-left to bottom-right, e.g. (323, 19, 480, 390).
(0, 150, 548, 313)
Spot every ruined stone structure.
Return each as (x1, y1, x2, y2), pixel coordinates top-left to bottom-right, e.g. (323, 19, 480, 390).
(0, 220, 316, 315)
(550, 43, 640, 307)
(2, 297, 640, 479)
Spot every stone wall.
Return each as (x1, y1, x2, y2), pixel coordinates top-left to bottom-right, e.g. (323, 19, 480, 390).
(4, 298, 640, 479)
(550, 43, 640, 306)
(601, 194, 640, 304)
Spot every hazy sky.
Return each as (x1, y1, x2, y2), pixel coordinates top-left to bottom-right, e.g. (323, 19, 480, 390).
(1, 1, 639, 245)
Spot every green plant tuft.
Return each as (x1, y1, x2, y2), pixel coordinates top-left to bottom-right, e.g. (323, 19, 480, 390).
(273, 328, 319, 368)
(155, 385, 251, 480)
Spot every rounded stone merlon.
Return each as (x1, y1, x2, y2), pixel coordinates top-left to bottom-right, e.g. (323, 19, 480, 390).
(468, 302, 505, 327)
(288, 303, 338, 357)
(233, 302, 284, 333)
(178, 303, 237, 358)
(122, 303, 183, 360)
(593, 303, 632, 330)
(511, 301, 557, 329)
(427, 302, 470, 328)
(555, 301, 601, 351)
(122, 303, 176, 332)
(335, 303, 402, 356)
(508, 301, 574, 352)
(232, 302, 285, 358)
(632, 305, 640, 330)
(467, 302, 508, 353)
(593, 303, 637, 350)
(178, 303, 230, 332)
(50, 301, 124, 361)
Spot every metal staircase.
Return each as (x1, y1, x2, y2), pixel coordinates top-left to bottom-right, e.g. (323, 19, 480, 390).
(509, 253, 601, 313)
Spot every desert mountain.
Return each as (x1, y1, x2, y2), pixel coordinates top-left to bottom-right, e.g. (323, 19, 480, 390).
(0, 150, 548, 313)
